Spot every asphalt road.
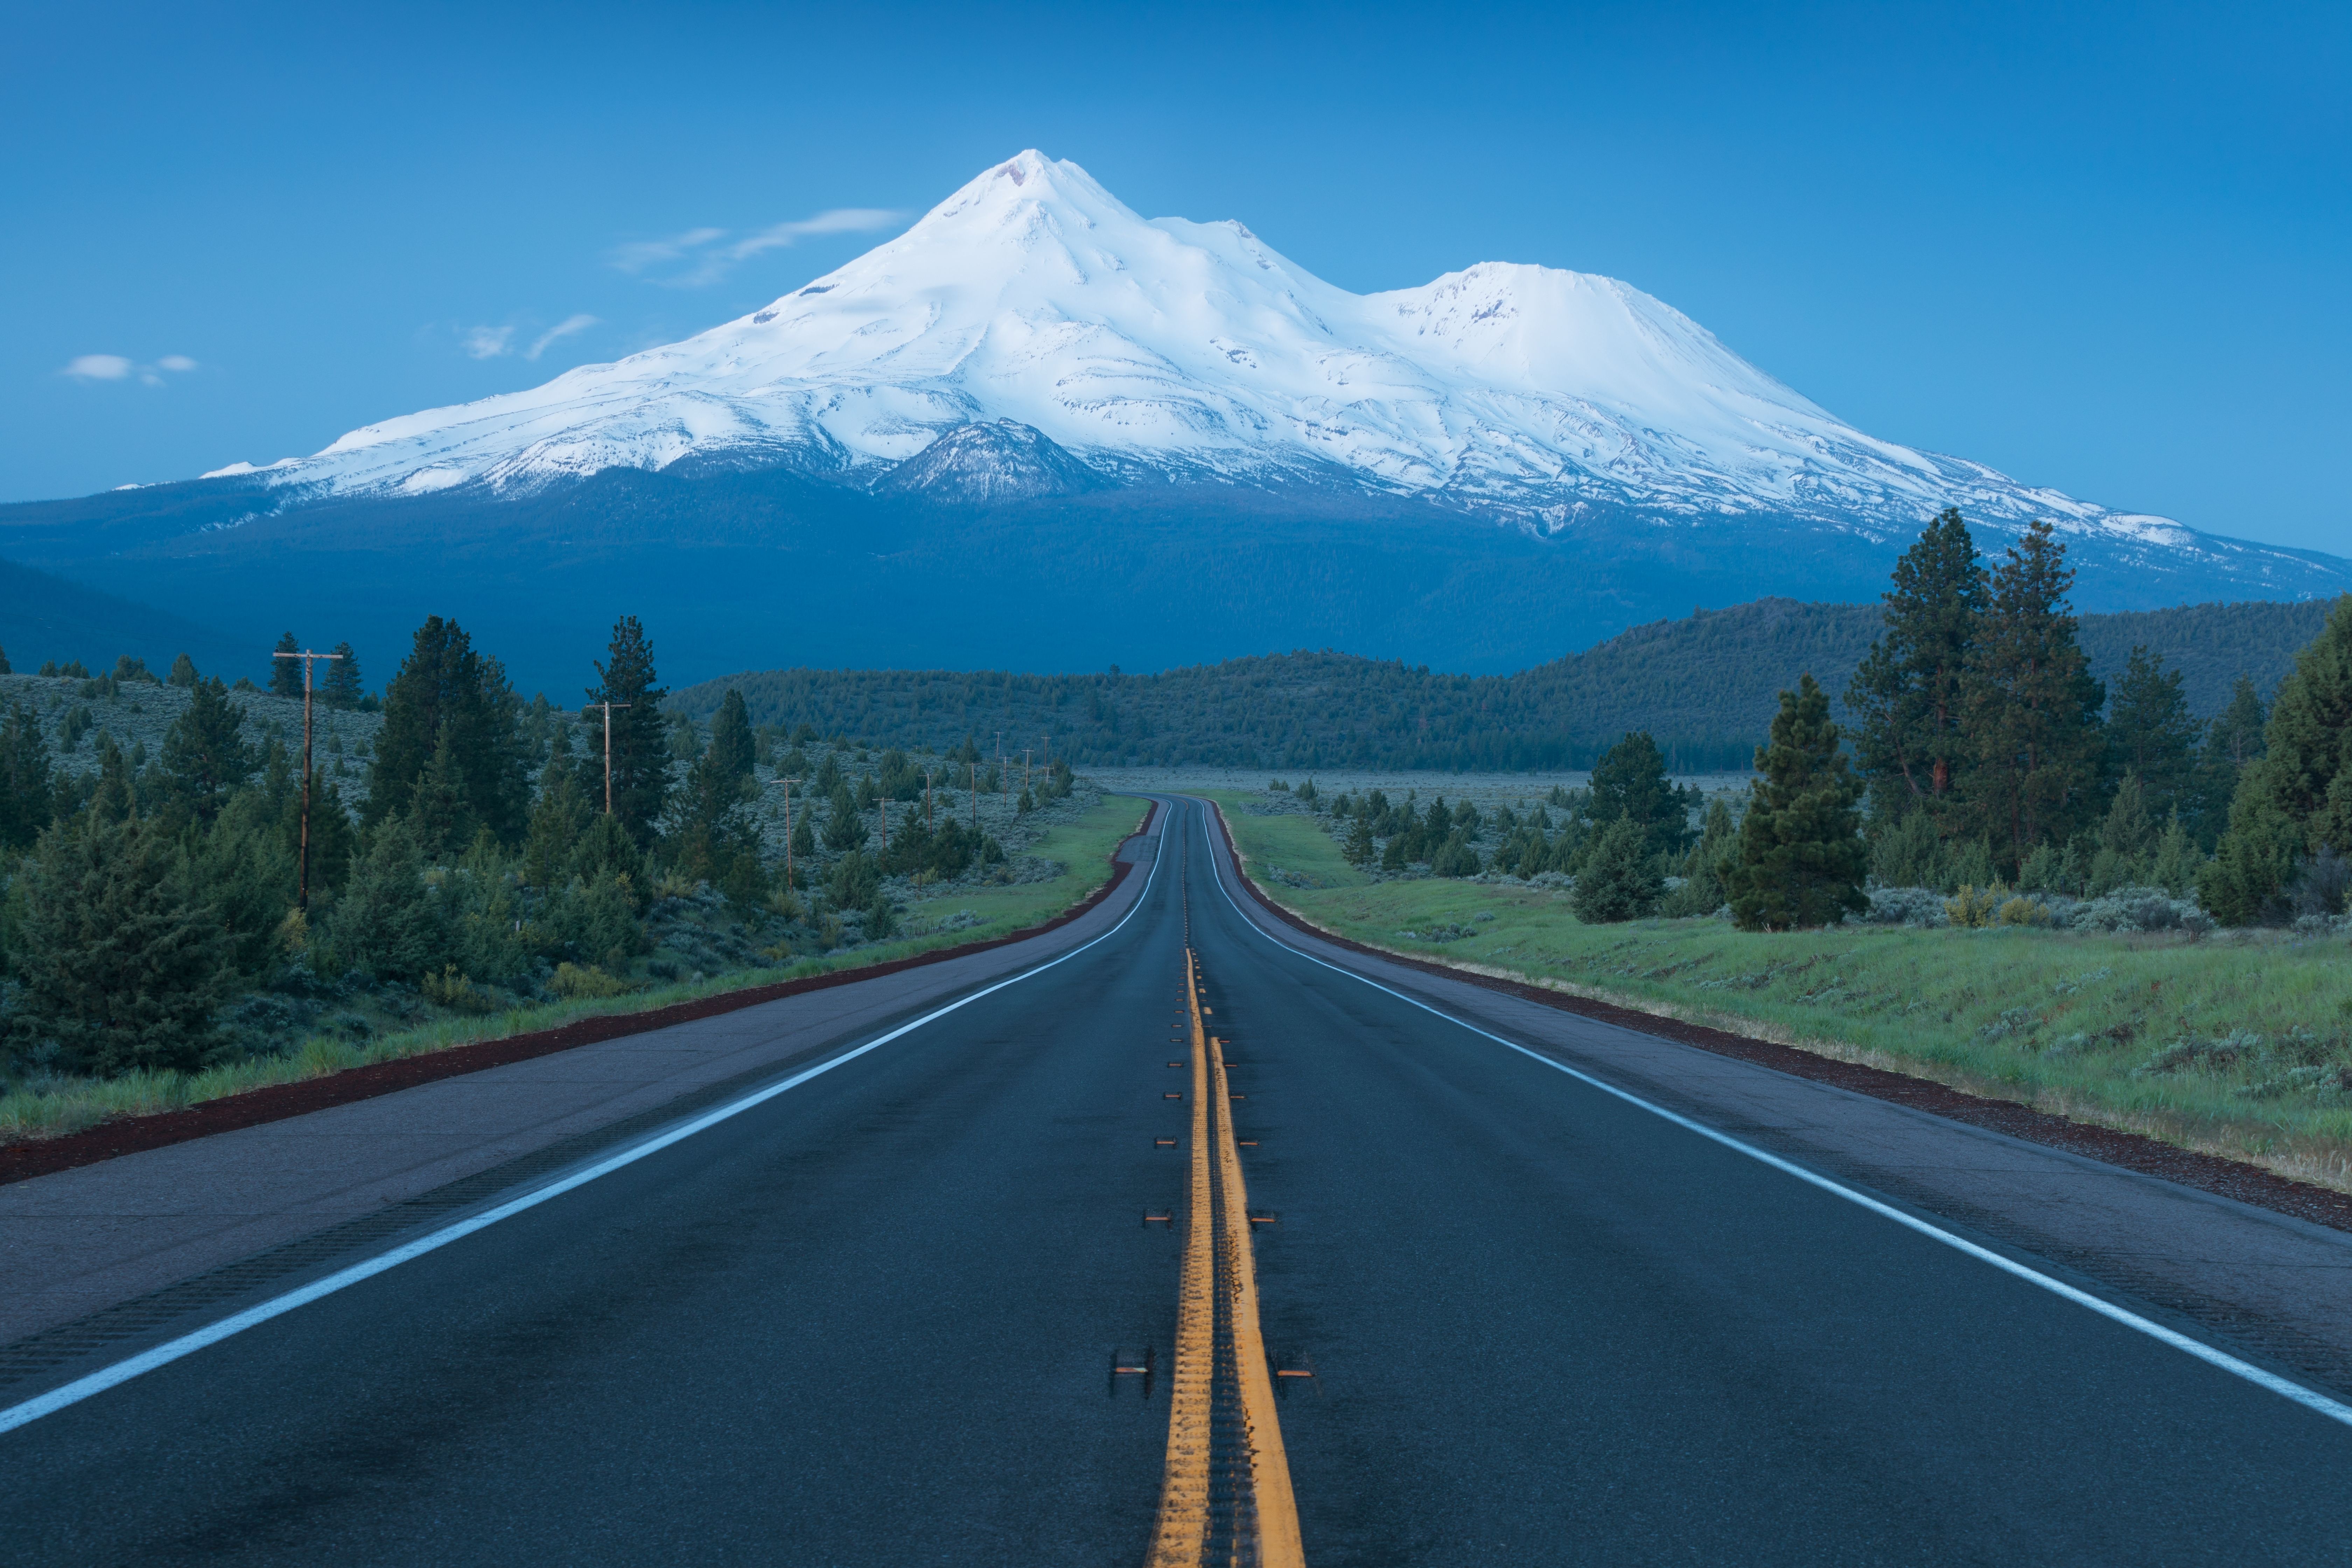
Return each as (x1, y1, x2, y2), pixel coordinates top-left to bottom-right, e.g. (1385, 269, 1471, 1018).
(8, 797, 2351, 1565)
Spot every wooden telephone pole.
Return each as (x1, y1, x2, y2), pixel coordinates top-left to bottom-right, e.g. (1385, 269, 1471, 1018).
(589, 701, 632, 814)
(271, 646, 343, 910)
(773, 776, 802, 890)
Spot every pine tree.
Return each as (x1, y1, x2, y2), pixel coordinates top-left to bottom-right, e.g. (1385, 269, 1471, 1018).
(160, 677, 257, 825)
(2191, 674, 2269, 845)
(1660, 797, 1737, 916)
(2105, 645, 2199, 815)
(321, 642, 363, 708)
(1570, 818, 1660, 923)
(1722, 674, 1868, 931)
(587, 615, 669, 850)
(410, 723, 476, 859)
(167, 653, 198, 688)
(707, 689, 756, 780)
(2200, 595, 2352, 922)
(321, 813, 449, 981)
(0, 702, 55, 850)
(1959, 522, 2105, 872)
(370, 616, 528, 842)
(1343, 813, 1376, 867)
(2088, 773, 2157, 893)
(1846, 507, 1986, 819)
(1587, 732, 1695, 857)
(10, 814, 234, 1076)
(522, 763, 595, 890)
(270, 632, 303, 697)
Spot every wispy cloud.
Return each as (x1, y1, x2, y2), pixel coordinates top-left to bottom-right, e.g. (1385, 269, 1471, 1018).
(462, 325, 517, 360)
(527, 314, 600, 360)
(608, 208, 904, 287)
(62, 354, 133, 380)
(62, 352, 197, 385)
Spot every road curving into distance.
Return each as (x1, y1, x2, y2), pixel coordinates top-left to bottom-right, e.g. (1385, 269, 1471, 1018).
(5, 796, 2351, 1564)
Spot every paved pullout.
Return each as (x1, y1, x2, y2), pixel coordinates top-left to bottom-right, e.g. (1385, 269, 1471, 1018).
(5, 797, 2350, 1564)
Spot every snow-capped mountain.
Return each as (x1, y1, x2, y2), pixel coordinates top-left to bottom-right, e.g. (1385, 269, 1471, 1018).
(216, 151, 2185, 553)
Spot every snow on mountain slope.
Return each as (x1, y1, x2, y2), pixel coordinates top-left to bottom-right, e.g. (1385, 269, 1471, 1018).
(229, 153, 2203, 553)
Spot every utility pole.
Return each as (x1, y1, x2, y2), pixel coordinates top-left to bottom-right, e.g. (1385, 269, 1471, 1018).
(271, 645, 343, 911)
(590, 701, 632, 814)
(772, 776, 802, 891)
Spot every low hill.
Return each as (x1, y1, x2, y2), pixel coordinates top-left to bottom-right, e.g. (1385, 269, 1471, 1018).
(0, 555, 251, 683)
(673, 596, 2339, 772)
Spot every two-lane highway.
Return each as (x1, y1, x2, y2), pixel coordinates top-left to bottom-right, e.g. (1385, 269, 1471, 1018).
(6, 796, 2350, 1564)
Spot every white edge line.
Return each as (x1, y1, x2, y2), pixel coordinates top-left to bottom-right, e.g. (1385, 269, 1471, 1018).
(1182, 794, 2352, 1432)
(0, 808, 1171, 1438)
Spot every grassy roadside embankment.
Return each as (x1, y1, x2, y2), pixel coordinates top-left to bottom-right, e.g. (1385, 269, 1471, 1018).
(0, 796, 1151, 1147)
(1206, 792, 2352, 1194)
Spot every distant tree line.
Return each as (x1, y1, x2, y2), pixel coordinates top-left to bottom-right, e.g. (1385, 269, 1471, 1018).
(670, 596, 2332, 774)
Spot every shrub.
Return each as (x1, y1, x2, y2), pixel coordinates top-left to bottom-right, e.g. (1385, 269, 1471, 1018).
(549, 962, 632, 999)
(421, 965, 497, 1014)
(1944, 884, 2004, 928)
(1571, 818, 1660, 924)
(1851, 886, 1950, 927)
(2067, 886, 2213, 935)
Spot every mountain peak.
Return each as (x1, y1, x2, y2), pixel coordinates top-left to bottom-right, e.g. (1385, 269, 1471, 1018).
(225, 151, 2277, 575)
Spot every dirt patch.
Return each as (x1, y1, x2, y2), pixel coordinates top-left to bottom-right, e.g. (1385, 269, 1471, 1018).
(1206, 802, 2352, 1237)
(0, 820, 1152, 1189)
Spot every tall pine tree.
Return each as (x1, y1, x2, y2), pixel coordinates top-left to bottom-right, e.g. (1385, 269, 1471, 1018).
(160, 677, 257, 825)
(1722, 674, 1868, 930)
(1846, 507, 1985, 821)
(2105, 644, 2199, 817)
(707, 689, 756, 780)
(269, 632, 303, 697)
(321, 641, 364, 708)
(1960, 522, 2105, 872)
(589, 615, 670, 849)
(2200, 595, 2352, 922)
(1586, 732, 1695, 858)
(369, 616, 528, 843)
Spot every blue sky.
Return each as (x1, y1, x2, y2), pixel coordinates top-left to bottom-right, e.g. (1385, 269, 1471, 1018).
(7, 1, 2346, 553)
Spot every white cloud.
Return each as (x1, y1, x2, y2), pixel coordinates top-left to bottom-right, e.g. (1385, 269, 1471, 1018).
(462, 324, 517, 359)
(156, 355, 198, 372)
(608, 208, 904, 287)
(608, 226, 727, 276)
(62, 354, 133, 380)
(526, 314, 600, 360)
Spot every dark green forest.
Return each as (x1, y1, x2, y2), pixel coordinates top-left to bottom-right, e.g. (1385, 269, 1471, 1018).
(673, 596, 2334, 773)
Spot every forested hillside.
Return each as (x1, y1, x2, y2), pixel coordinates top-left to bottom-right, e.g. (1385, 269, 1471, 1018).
(674, 596, 2338, 771)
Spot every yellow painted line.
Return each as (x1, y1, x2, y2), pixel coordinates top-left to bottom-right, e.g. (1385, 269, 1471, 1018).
(1144, 948, 1305, 1568)
(1212, 1018, 1305, 1567)
(1145, 950, 1217, 1565)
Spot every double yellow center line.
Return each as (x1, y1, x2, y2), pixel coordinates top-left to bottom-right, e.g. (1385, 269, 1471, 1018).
(1146, 950, 1305, 1567)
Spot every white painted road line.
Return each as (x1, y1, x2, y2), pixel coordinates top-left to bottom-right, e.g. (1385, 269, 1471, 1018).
(1184, 794, 2352, 1432)
(0, 816, 1169, 1438)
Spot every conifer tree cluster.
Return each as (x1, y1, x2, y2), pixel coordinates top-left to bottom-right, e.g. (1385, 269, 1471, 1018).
(1843, 509, 2323, 917)
(0, 610, 1041, 1088)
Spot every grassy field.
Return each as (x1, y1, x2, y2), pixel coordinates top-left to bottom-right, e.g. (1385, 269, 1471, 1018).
(0, 793, 1151, 1147)
(1205, 791, 2352, 1194)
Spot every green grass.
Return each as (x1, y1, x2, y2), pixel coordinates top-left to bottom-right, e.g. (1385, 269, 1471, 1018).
(1205, 792, 2352, 1193)
(0, 794, 1152, 1148)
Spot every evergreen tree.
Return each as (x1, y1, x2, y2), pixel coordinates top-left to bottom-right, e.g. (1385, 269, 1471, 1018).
(1586, 732, 1695, 857)
(2192, 674, 2269, 844)
(2105, 645, 2199, 815)
(1722, 674, 1868, 931)
(1342, 813, 1376, 867)
(321, 813, 449, 982)
(1570, 818, 1660, 923)
(1959, 522, 2105, 872)
(1846, 507, 1986, 819)
(2087, 773, 2157, 893)
(410, 723, 476, 859)
(167, 653, 198, 688)
(2200, 595, 2352, 922)
(270, 632, 303, 697)
(370, 616, 528, 843)
(1661, 797, 1737, 915)
(0, 702, 55, 850)
(522, 763, 595, 890)
(10, 814, 234, 1076)
(321, 642, 363, 708)
(160, 677, 257, 825)
(87, 734, 136, 825)
(587, 615, 670, 850)
(707, 690, 756, 780)
(186, 785, 300, 980)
